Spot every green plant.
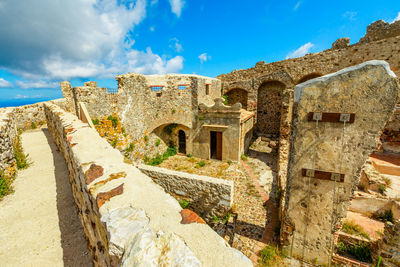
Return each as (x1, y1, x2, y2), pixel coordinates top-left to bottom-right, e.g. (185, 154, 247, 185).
(383, 177, 392, 188)
(186, 153, 192, 158)
(378, 184, 386, 194)
(373, 210, 394, 223)
(144, 146, 177, 166)
(13, 135, 31, 170)
(336, 241, 372, 262)
(125, 142, 134, 153)
(92, 119, 99, 125)
(121, 127, 125, 134)
(171, 109, 176, 114)
(259, 244, 284, 267)
(241, 154, 248, 161)
(107, 115, 119, 128)
(155, 139, 161, 147)
(111, 138, 118, 148)
(198, 115, 205, 121)
(0, 172, 12, 198)
(179, 199, 190, 209)
(227, 160, 232, 165)
(163, 124, 178, 135)
(31, 121, 37, 129)
(196, 161, 206, 168)
(342, 220, 370, 239)
(144, 135, 149, 142)
(222, 95, 229, 105)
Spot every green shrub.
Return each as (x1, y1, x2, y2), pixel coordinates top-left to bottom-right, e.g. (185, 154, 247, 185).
(179, 199, 190, 209)
(14, 135, 30, 170)
(126, 142, 134, 153)
(342, 220, 370, 239)
(196, 161, 206, 168)
(259, 245, 284, 267)
(31, 122, 37, 129)
(144, 135, 149, 142)
(92, 119, 99, 125)
(241, 154, 248, 161)
(155, 139, 161, 147)
(378, 184, 386, 194)
(373, 210, 394, 223)
(171, 109, 176, 114)
(0, 172, 11, 198)
(163, 124, 178, 135)
(111, 138, 118, 148)
(337, 241, 372, 262)
(187, 153, 192, 158)
(144, 146, 177, 166)
(222, 95, 229, 105)
(107, 115, 118, 128)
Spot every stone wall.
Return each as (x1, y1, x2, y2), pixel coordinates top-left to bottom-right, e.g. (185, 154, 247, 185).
(0, 107, 16, 171)
(376, 220, 400, 267)
(43, 102, 251, 267)
(217, 20, 400, 220)
(12, 98, 66, 131)
(281, 61, 399, 264)
(138, 164, 233, 219)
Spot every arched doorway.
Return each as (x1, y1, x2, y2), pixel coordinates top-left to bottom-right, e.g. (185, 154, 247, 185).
(297, 73, 322, 84)
(257, 81, 286, 136)
(226, 88, 248, 109)
(178, 130, 186, 154)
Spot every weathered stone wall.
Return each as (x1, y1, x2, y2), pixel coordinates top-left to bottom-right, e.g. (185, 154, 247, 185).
(0, 108, 16, 171)
(376, 220, 400, 267)
(43, 102, 251, 267)
(281, 61, 399, 264)
(138, 164, 233, 219)
(195, 99, 242, 161)
(10, 98, 66, 131)
(217, 20, 400, 219)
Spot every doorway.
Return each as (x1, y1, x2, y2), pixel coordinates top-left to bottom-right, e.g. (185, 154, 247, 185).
(178, 130, 186, 154)
(210, 131, 222, 160)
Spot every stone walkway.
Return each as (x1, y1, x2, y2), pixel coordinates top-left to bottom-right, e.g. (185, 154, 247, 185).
(0, 128, 92, 266)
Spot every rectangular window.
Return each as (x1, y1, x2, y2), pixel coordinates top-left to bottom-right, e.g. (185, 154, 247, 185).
(178, 85, 187, 90)
(206, 84, 210, 95)
(150, 86, 163, 91)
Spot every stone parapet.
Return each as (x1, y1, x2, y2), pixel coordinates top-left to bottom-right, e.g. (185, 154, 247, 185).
(138, 164, 233, 219)
(0, 107, 16, 171)
(43, 102, 251, 267)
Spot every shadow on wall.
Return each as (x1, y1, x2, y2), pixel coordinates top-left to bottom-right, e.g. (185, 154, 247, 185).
(42, 128, 93, 266)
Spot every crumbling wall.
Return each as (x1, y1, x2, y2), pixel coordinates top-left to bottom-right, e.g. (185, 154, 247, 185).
(217, 20, 400, 219)
(44, 102, 251, 267)
(359, 20, 400, 44)
(376, 220, 400, 267)
(281, 61, 399, 264)
(0, 108, 16, 172)
(138, 164, 233, 219)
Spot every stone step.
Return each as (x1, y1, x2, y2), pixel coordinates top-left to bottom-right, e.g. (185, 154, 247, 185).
(332, 253, 372, 267)
(370, 152, 400, 176)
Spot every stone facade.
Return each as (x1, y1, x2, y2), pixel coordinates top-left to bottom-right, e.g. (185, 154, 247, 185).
(44, 102, 252, 267)
(138, 164, 233, 219)
(376, 220, 400, 266)
(218, 20, 400, 220)
(0, 108, 16, 171)
(281, 61, 399, 264)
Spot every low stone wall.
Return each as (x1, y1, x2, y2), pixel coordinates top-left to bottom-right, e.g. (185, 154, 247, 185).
(138, 164, 233, 219)
(44, 102, 251, 267)
(376, 220, 400, 266)
(11, 98, 66, 131)
(0, 107, 17, 171)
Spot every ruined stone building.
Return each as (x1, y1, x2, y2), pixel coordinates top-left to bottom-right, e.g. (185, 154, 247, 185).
(61, 73, 255, 162)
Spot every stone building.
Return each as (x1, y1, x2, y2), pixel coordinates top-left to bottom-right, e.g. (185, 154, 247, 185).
(61, 73, 255, 162)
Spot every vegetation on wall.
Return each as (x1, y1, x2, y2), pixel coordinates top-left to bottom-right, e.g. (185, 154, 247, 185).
(144, 145, 177, 166)
(342, 220, 370, 239)
(222, 95, 229, 105)
(163, 123, 178, 135)
(336, 241, 372, 262)
(373, 210, 394, 223)
(13, 134, 31, 170)
(259, 244, 286, 267)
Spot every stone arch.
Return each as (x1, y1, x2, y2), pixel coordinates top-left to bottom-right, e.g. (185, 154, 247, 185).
(225, 88, 249, 109)
(257, 81, 286, 136)
(151, 123, 191, 150)
(297, 73, 323, 84)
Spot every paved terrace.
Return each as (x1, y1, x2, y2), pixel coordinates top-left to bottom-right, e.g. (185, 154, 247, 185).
(0, 128, 92, 266)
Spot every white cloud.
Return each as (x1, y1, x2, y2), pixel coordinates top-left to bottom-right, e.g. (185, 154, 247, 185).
(0, 0, 184, 88)
(150, 0, 158, 5)
(293, 1, 302, 11)
(16, 80, 59, 89)
(14, 94, 44, 99)
(391, 12, 400, 23)
(169, 0, 185, 17)
(169, 38, 183, 53)
(0, 78, 12, 87)
(343, 11, 357, 21)
(198, 53, 211, 64)
(286, 42, 314, 59)
(150, 26, 155, 32)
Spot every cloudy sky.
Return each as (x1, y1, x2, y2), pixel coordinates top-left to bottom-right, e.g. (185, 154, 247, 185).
(0, 0, 399, 102)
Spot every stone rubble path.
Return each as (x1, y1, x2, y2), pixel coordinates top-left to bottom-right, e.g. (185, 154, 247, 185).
(0, 128, 92, 267)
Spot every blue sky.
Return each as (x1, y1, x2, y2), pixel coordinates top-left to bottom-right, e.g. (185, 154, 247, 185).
(0, 0, 399, 103)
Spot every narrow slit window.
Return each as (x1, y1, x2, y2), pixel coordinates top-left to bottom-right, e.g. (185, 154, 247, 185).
(206, 84, 210, 95)
(151, 86, 163, 91)
(178, 85, 187, 90)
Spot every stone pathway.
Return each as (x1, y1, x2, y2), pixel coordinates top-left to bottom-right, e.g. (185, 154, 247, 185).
(0, 128, 92, 267)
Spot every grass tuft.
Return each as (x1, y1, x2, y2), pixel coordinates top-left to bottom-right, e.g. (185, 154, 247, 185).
(342, 220, 370, 239)
(14, 135, 31, 170)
